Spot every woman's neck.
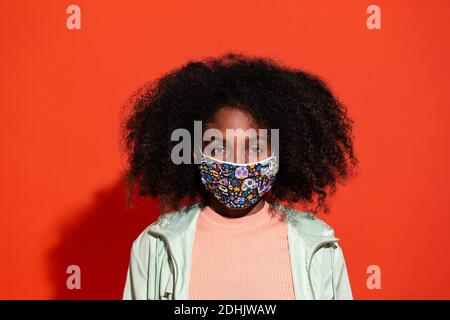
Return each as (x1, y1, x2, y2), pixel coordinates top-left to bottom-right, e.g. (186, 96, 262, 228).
(207, 196, 266, 218)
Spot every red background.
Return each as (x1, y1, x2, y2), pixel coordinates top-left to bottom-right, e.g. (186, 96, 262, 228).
(1, 0, 449, 299)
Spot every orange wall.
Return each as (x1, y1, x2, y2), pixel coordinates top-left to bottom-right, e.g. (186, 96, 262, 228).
(1, 0, 449, 299)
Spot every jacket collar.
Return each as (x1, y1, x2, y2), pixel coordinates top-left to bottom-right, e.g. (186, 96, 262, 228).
(147, 201, 339, 251)
(147, 203, 203, 240)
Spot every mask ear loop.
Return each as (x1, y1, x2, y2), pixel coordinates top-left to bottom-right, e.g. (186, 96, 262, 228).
(193, 145, 204, 165)
(265, 149, 277, 163)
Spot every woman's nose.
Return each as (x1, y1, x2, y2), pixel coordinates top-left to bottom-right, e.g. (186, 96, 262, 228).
(233, 151, 247, 164)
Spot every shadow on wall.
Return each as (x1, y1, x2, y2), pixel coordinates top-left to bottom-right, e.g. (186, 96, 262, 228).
(47, 174, 159, 299)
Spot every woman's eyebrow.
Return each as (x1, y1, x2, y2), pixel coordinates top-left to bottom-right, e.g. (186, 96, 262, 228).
(205, 132, 269, 143)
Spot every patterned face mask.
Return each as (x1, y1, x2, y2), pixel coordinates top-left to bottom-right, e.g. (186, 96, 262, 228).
(198, 151, 279, 209)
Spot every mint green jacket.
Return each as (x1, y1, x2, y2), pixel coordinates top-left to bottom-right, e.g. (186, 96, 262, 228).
(122, 203, 353, 300)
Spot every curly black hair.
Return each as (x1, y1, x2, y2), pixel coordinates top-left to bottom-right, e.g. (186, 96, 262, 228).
(120, 52, 357, 215)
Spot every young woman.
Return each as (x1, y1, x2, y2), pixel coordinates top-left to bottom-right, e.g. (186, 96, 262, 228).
(121, 53, 357, 300)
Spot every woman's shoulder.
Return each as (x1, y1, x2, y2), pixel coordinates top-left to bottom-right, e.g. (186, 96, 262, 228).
(273, 202, 336, 238)
(130, 203, 203, 249)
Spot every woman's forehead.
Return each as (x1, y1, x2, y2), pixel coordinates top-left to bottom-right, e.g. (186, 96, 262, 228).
(205, 106, 262, 131)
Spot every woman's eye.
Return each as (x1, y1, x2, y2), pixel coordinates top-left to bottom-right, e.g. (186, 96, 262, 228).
(213, 146, 226, 154)
(249, 146, 265, 154)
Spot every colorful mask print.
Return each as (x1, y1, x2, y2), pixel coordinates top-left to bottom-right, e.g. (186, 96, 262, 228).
(199, 152, 279, 209)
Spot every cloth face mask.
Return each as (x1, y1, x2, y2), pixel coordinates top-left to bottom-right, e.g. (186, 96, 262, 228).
(198, 151, 279, 209)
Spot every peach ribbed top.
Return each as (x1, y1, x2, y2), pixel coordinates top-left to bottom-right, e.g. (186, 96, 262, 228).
(188, 201, 296, 300)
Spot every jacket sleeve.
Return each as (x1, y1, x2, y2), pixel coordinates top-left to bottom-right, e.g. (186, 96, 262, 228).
(332, 243, 353, 300)
(122, 236, 148, 300)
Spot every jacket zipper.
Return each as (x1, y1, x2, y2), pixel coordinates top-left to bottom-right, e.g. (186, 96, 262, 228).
(307, 239, 339, 300)
(148, 229, 178, 300)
